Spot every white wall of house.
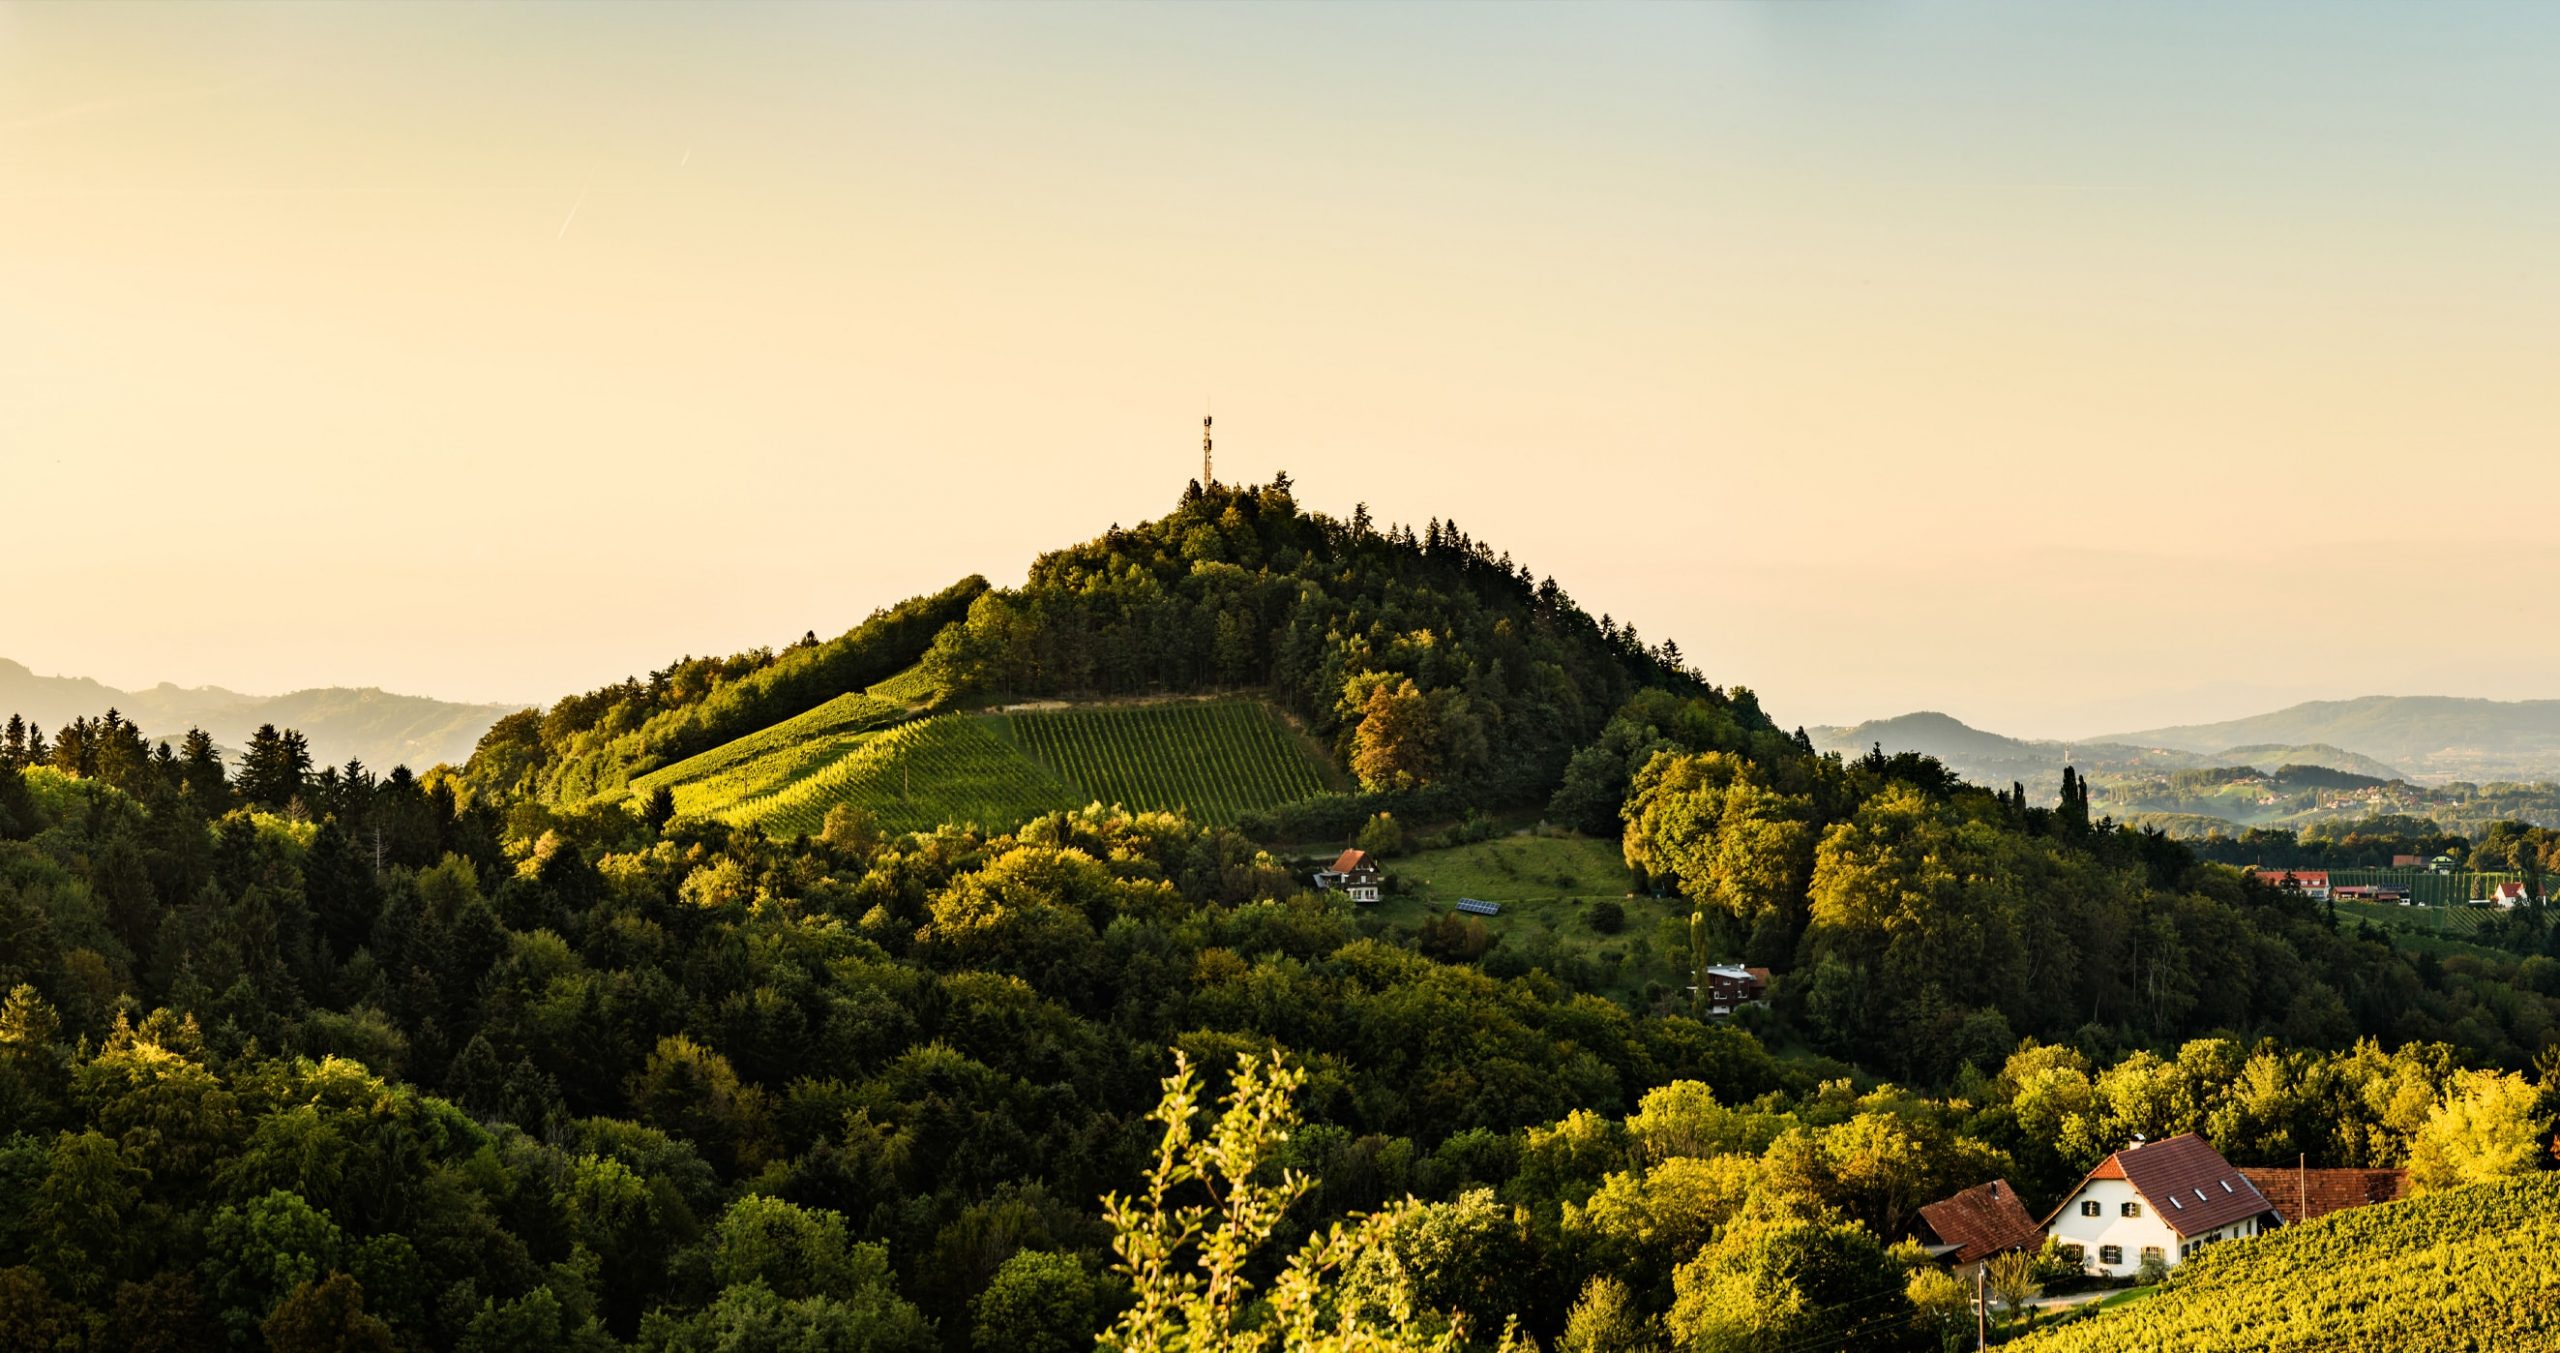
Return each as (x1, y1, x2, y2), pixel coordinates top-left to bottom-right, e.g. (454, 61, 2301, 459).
(2047, 1178, 2266, 1277)
(2046, 1178, 2180, 1278)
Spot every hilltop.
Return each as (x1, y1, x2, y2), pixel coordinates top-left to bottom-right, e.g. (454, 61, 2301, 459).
(0, 656, 511, 771)
(468, 478, 1759, 831)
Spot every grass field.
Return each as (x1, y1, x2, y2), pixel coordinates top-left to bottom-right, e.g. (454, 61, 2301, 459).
(2332, 899, 2521, 960)
(991, 700, 1331, 826)
(1365, 832, 1689, 1002)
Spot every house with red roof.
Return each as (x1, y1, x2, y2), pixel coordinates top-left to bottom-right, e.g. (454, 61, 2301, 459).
(2487, 881, 2531, 909)
(1312, 848, 1384, 903)
(1913, 1179, 2042, 1275)
(2041, 1134, 2280, 1278)
(2250, 869, 2331, 901)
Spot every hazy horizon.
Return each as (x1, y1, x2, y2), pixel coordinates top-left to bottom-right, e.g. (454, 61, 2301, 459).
(12, 2, 2560, 741)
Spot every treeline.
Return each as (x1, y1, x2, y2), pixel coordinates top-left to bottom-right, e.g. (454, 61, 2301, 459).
(914, 478, 1757, 806)
(463, 576, 988, 804)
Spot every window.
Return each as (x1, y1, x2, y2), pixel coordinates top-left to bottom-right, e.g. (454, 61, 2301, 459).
(2059, 1244, 2085, 1264)
(2141, 1246, 2165, 1265)
(2120, 1201, 2142, 1218)
(2080, 1200, 2101, 1218)
(2099, 1245, 2123, 1266)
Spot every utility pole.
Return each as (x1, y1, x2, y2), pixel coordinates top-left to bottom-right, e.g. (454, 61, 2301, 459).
(1976, 1265, 1989, 1350)
(1202, 414, 1214, 488)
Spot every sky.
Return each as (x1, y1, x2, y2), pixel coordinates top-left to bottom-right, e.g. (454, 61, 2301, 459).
(6, 1, 2558, 740)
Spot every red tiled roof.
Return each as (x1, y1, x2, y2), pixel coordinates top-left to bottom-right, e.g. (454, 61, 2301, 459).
(2251, 869, 2330, 887)
(1917, 1179, 2042, 1265)
(1329, 848, 1371, 875)
(2111, 1134, 2276, 1237)
(2236, 1167, 2408, 1224)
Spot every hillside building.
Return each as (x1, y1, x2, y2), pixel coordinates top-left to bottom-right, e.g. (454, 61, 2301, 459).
(1698, 964, 1770, 1017)
(1913, 1179, 2042, 1275)
(2249, 869, 2331, 901)
(1313, 848, 1384, 903)
(2041, 1134, 2280, 1278)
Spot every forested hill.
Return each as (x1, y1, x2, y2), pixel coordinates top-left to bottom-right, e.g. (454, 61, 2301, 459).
(468, 477, 1772, 813)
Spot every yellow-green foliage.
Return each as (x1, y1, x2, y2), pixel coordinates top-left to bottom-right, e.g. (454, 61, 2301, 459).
(995, 701, 1330, 826)
(725, 715, 1074, 837)
(625, 693, 910, 813)
(2012, 1174, 2560, 1352)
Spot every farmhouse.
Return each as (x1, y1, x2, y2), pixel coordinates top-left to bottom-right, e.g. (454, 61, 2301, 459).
(2249, 869, 2331, 901)
(1312, 848, 1384, 903)
(1698, 964, 1770, 1017)
(1913, 1179, 2042, 1274)
(2235, 1166, 2407, 1224)
(2042, 1134, 2280, 1278)
(2487, 881, 2530, 908)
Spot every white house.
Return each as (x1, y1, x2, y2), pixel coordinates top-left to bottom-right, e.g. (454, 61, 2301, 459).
(1313, 848, 1384, 903)
(2041, 1134, 2280, 1279)
(2486, 881, 2530, 909)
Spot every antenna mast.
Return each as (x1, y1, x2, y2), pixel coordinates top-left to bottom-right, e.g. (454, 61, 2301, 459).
(1202, 414, 1214, 488)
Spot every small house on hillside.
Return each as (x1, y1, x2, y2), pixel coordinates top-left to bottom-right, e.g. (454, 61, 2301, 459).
(1313, 848, 1384, 903)
(2235, 1167, 2407, 1225)
(1914, 1179, 2042, 1275)
(2250, 869, 2332, 901)
(1698, 964, 1770, 1017)
(2042, 1134, 2280, 1278)
(2487, 881, 2530, 909)
(2392, 854, 2424, 868)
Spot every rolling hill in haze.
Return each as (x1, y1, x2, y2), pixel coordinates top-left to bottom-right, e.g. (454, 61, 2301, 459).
(2101, 696, 2560, 784)
(0, 656, 513, 772)
(1805, 710, 2403, 790)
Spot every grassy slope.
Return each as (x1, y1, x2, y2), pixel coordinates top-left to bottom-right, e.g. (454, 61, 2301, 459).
(2010, 1175, 2560, 1352)
(626, 693, 910, 808)
(1369, 832, 1688, 1002)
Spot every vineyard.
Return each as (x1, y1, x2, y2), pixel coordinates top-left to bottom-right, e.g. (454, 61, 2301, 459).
(2324, 866, 2532, 907)
(2012, 1174, 2560, 1352)
(623, 692, 911, 816)
(991, 699, 1334, 825)
(723, 714, 1075, 836)
(626, 693, 1338, 837)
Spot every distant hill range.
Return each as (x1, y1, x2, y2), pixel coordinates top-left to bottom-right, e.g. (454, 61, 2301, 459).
(0, 657, 513, 772)
(2098, 696, 2560, 785)
(1805, 711, 2405, 788)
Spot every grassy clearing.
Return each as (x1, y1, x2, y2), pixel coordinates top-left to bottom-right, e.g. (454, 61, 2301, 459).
(991, 699, 1331, 826)
(1362, 832, 1689, 1002)
(2332, 899, 2520, 961)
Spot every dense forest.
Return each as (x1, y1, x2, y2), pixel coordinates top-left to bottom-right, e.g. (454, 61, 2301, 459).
(3, 483, 2553, 1350)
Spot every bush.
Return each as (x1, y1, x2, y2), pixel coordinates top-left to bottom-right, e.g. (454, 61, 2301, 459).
(1589, 900, 1626, 935)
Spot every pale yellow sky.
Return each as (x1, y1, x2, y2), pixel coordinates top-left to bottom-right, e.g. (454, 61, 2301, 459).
(6, 2, 2557, 738)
